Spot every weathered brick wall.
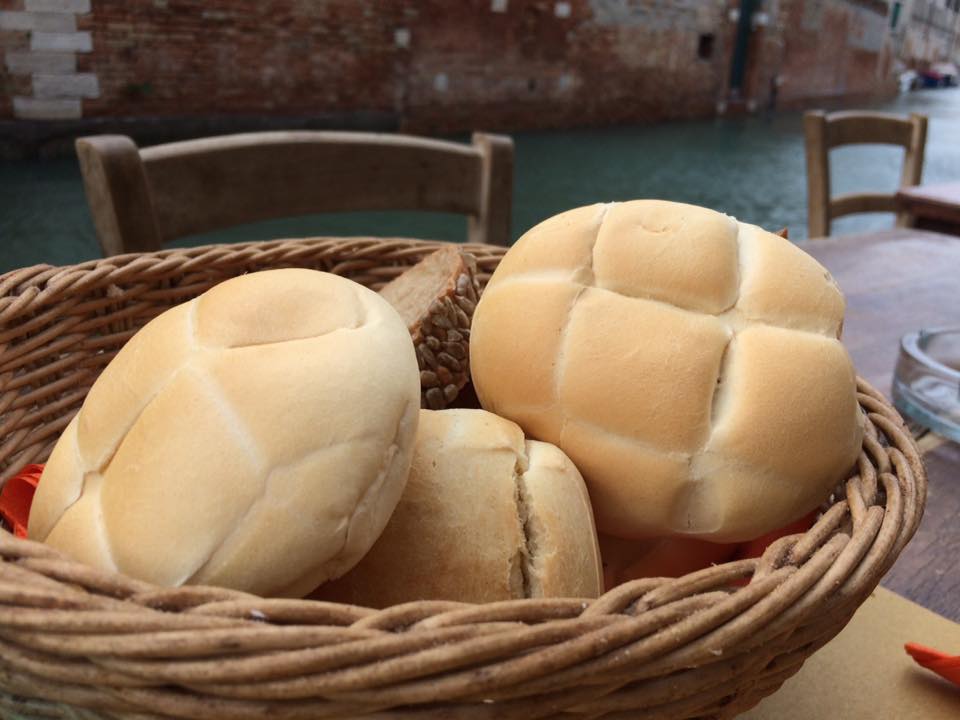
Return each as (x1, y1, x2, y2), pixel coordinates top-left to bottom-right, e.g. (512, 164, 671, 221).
(401, 0, 730, 132)
(76, 1, 403, 118)
(1, 0, 900, 130)
(0, 0, 27, 119)
(776, 0, 896, 103)
(1, 0, 733, 129)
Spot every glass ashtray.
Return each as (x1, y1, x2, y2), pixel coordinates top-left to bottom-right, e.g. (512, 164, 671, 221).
(892, 327, 960, 442)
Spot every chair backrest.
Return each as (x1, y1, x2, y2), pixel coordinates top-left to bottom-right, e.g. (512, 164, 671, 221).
(803, 110, 927, 238)
(76, 130, 514, 255)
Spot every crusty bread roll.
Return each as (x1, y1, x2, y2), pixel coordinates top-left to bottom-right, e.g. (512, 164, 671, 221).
(470, 200, 863, 543)
(312, 409, 603, 606)
(28, 269, 420, 598)
(379, 246, 480, 410)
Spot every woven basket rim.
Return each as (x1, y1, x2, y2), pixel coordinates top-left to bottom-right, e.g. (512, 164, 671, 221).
(0, 235, 493, 294)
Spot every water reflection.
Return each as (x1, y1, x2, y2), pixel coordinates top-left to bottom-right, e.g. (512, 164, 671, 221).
(1, 88, 958, 272)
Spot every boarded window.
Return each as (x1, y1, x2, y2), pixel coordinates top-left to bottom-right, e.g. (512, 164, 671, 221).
(698, 34, 715, 61)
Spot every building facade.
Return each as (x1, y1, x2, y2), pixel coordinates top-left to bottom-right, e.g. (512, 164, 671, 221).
(891, 0, 960, 66)
(745, 0, 900, 111)
(0, 1, 954, 134)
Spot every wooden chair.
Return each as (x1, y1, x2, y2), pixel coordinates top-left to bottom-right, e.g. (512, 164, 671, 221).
(76, 131, 514, 255)
(803, 110, 927, 238)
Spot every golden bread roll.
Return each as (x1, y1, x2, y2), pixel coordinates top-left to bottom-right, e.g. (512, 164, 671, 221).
(313, 409, 603, 606)
(470, 200, 863, 542)
(28, 269, 420, 598)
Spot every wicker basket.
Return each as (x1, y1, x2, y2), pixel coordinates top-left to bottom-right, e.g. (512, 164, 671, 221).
(0, 237, 926, 720)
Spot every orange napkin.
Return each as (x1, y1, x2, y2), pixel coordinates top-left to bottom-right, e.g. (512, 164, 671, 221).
(905, 643, 960, 686)
(0, 464, 42, 538)
(733, 512, 817, 561)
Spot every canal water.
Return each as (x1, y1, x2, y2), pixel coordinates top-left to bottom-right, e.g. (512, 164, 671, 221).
(1, 88, 958, 273)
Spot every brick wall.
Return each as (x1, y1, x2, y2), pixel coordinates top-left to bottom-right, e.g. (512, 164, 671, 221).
(400, 0, 731, 132)
(1, 0, 900, 131)
(75, 1, 403, 119)
(776, 0, 897, 104)
(0, 0, 733, 129)
(0, 0, 24, 119)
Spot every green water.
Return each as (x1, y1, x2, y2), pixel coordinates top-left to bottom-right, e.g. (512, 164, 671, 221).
(1, 88, 958, 273)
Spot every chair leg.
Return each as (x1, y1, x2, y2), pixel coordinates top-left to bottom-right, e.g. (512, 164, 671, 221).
(895, 210, 916, 229)
(470, 132, 514, 247)
(803, 112, 830, 239)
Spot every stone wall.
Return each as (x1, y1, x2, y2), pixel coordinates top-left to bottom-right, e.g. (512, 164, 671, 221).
(0, 0, 902, 133)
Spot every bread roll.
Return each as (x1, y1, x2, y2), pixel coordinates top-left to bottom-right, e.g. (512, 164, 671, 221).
(312, 409, 603, 606)
(470, 200, 863, 543)
(378, 246, 480, 410)
(28, 269, 420, 598)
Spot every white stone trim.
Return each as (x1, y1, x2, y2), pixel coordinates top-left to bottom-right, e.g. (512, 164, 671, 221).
(31, 30, 92, 52)
(13, 96, 82, 119)
(4, 0, 98, 120)
(5, 50, 76, 74)
(0, 11, 77, 32)
(33, 71, 99, 98)
(25, 0, 91, 14)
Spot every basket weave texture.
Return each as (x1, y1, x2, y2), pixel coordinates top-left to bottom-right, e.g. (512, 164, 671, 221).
(0, 238, 926, 720)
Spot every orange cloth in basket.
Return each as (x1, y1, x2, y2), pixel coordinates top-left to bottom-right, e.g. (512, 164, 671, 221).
(0, 463, 42, 538)
(905, 643, 960, 686)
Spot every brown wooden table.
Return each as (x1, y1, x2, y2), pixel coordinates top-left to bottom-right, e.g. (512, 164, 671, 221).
(800, 228, 960, 621)
(896, 181, 960, 235)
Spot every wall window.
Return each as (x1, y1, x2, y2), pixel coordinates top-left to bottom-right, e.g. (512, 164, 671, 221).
(698, 34, 715, 60)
